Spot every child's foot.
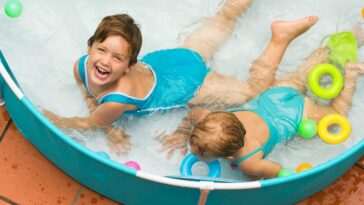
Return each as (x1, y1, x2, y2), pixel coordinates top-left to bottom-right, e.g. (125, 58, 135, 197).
(271, 16, 319, 44)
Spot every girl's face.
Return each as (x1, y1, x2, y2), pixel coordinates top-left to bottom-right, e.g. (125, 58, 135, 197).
(87, 35, 130, 87)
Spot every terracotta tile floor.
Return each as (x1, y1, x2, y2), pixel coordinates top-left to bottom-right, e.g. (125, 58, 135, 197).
(0, 106, 363, 205)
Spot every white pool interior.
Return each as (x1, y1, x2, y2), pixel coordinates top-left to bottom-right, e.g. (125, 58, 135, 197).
(0, 0, 363, 181)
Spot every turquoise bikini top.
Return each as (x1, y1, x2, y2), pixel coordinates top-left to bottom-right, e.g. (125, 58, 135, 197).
(229, 86, 304, 167)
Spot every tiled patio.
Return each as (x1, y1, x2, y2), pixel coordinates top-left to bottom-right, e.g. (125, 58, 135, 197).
(0, 106, 363, 205)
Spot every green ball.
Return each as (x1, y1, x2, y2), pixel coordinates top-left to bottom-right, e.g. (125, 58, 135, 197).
(298, 119, 317, 139)
(277, 168, 295, 178)
(4, 0, 23, 18)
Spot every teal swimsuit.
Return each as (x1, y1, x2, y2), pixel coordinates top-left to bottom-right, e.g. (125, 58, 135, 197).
(229, 86, 304, 167)
(78, 48, 210, 116)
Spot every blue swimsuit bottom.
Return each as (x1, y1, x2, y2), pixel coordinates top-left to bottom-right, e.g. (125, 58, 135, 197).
(228, 87, 305, 166)
(79, 48, 210, 116)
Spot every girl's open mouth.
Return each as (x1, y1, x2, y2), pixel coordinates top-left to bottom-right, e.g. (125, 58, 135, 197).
(95, 66, 110, 81)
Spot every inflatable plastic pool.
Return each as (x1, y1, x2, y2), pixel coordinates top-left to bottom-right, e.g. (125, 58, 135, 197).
(1, 49, 363, 205)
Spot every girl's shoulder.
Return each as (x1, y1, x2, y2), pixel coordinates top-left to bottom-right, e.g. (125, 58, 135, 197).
(113, 75, 135, 96)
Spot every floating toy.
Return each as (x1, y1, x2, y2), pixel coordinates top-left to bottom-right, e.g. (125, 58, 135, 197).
(277, 168, 295, 178)
(4, 0, 23, 18)
(124, 161, 141, 170)
(96, 151, 110, 159)
(318, 114, 351, 144)
(296, 163, 313, 172)
(326, 32, 358, 68)
(297, 119, 317, 139)
(308, 63, 343, 99)
(180, 153, 221, 178)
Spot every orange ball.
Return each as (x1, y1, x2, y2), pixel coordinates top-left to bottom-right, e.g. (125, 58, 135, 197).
(296, 163, 313, 172)
(362, 8, 364, 18)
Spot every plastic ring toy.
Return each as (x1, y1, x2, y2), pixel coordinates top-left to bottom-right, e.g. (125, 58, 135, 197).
(317, 114, 351, 144)
(308, 63, 344, 99)
(180, 153, 221, 178)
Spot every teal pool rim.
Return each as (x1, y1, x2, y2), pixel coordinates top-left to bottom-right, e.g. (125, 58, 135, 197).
(1, 49, 363, 190)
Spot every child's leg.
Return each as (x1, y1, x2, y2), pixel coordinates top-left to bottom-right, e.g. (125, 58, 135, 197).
(275, 23, 364, 93)
(191, 16, 319, 106)
(180, 0, 253, 61)
(248, 16, 319, 94)
(273, 47, 330, 92)
(304, 62, 364, 121)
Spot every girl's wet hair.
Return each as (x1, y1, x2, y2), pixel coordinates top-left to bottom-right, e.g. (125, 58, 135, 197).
(88, 14, 142, 66)
(190, 111, 246, 158)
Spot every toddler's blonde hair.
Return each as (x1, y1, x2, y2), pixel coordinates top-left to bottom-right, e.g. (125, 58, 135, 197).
(190, 111, 245, 158)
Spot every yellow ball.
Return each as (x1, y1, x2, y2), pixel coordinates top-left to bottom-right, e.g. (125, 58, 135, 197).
(296, 163, 313, 172)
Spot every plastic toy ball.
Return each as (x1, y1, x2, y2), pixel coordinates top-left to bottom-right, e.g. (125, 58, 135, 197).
(296, 163, 313, 172)
(298, 119, 317, 139)
(277, 168, 295, 178)
(4, 0, 23, 18)
(124, 161, 141, 170)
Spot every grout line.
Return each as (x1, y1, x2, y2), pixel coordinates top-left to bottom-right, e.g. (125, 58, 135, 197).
(0, 119, 12, 143)
(0, 195, 18, 205)
(71, 186, 84, 205)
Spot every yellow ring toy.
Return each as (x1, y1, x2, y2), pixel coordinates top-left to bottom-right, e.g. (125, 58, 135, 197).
(317, 114, 351, 144)
(308, 63, 344, 99)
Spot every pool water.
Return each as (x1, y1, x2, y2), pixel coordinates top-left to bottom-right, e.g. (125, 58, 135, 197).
(0, 0, 363, 181)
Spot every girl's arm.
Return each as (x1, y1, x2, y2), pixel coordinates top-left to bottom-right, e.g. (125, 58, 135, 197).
(43, 106, 132, 155)
(241, 158, 282, 179)
(42, 110, 95, 130)
(42, 101, 129, 129)
(236, 139, 282, 179)
(41, 60, 132, 154)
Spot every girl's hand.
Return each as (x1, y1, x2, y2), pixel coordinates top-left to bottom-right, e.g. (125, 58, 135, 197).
(157, 132, 189, 160)
(105, 127, 132, 155)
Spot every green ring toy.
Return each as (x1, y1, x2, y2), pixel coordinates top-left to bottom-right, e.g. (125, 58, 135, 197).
(298, 119, 317, 139)
(308, 63, 344, 99)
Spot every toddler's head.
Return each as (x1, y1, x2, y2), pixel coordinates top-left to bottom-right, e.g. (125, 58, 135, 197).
(88, 14, 142, 66)
(189, 111, 246, 161)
